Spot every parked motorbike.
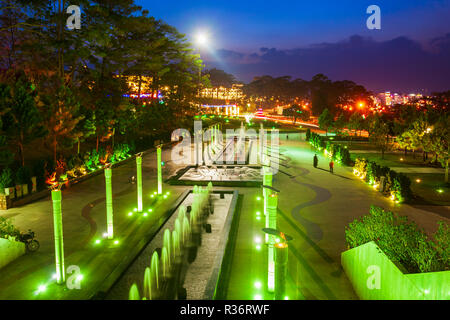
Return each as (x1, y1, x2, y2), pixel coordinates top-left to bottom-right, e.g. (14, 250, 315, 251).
(19, 229, 40, 252)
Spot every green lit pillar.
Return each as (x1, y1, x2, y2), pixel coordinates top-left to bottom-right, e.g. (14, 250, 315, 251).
(51, 189, 65, 284)
(136, 154, 143, 212)
(157, 145, 163, 195)
(104, 166, 114, 239)
(275, 242, 288, 300)
(259, 124, 264, 164)
(263, 168, 273, 243)
(267, 192, 278, 293)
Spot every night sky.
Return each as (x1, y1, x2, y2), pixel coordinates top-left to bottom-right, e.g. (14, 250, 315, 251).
(136, 0, 450, 93)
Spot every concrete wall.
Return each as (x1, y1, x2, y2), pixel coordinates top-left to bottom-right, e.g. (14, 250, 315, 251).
(342, 241, 450, 300)
(0, 238, 26, 270)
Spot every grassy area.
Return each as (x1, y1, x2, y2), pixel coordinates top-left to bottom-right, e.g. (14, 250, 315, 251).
(349, 146, 449, 205)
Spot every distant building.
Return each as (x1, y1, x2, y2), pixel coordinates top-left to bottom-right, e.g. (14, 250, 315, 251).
(199, 84, 244, 100)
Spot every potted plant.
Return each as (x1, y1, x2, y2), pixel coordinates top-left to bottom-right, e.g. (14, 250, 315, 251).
(0, 168, 15, 199)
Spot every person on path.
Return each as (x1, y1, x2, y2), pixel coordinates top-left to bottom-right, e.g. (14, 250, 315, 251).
(329, 160, 334, 173)
(313, 154, 318, 168)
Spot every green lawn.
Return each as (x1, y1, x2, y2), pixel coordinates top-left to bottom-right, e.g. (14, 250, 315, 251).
(349, 148, 449, 205)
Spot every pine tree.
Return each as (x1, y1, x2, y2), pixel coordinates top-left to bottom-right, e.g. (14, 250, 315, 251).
(1, 75, 46, 166)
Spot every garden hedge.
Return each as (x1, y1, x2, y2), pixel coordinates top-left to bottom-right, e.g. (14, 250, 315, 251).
(353, 158, 412, 202)
(308, 132, 352, 165)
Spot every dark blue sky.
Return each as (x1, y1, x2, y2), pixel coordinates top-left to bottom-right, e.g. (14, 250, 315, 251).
(136, 0, 450, 92)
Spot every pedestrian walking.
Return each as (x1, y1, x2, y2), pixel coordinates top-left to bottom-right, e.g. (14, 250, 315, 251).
(329, 160, 334, 173)
(313, 154, 318, 168)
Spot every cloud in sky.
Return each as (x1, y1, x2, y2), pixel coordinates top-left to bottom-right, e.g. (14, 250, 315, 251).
(203, 34, 450, 93)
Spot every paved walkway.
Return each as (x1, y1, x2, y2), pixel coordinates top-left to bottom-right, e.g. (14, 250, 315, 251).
(1, 133, 448, 300)
(225, 134, 449, 300)
(0, 147, 190, 299)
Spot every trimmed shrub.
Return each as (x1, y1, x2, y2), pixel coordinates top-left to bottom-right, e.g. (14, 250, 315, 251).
(353, 157, 412, 202)
(345, 206, 449, 273)
(305, 128, 311, 141)
(308, 132, 352, 165)
(0, 168, 14, 193)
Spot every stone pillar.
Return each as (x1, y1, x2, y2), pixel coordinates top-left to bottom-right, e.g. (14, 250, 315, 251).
(51, 189, 65, 284)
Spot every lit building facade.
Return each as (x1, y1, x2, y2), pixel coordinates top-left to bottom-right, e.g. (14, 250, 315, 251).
(199, 84, 244, 100)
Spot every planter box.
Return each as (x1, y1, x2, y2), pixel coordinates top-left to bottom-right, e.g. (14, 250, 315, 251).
(341, 241, 449, 300)
(0, 194, 11, 210)
(4, 187, 14, 199)
(0, 238, 26, 270)
(15, 185, 22, 198)
(22, 184, 28, 196)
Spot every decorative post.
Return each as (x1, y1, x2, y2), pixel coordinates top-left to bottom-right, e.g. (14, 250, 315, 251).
(263, 168, 273, 243)
(157, 145, 163, 195)
(51, 188, 65, 284)
(267, 192, 278, 292)
(104, 164, 114, 239)
(136, 153, 143, 212)
(260, 123, 264, 165)
(275, 242, 288, 300)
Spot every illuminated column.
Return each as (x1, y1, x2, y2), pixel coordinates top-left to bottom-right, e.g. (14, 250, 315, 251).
(263, 169, 273, 243)
(104, 166, 114, 239)
(157, 146, 163, 195)
(275, 242, 288, 300)
(259, 124, 264, 165)
(51, 189, 65, 284)
(237, 107, 240, 116)
(267, 192, 278, 292)
(136, 154, 143, 212)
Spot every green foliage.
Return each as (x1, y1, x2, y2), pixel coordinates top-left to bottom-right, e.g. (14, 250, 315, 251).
(0, 168, 14, 191)
(31, 159, 47, 190)
(345, 206, 449, 273)
(1, 75, 47, 166)
(353, 157, 412, 202)
(308, 131, 352, 165)
(0, 217, 21, 239)
(318, 108, 333, 134)
(305, 128, 311, 141)
(354, 158, 368, 177)
(15, 166, 31, 185)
